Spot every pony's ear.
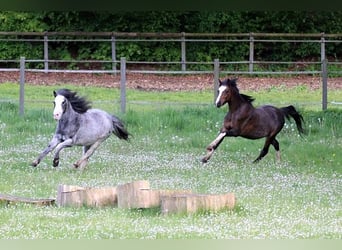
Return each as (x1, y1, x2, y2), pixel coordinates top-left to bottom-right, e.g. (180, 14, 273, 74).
(53, 90, 57, 97)
(218, 79, 222, 85)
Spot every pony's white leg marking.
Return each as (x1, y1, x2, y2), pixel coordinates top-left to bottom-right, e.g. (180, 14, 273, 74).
(201, 132, 226, 163)
(74, 139, 105, 169)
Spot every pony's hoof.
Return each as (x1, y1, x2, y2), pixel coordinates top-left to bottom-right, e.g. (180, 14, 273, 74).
(53, 158, 59, 167)
(31, 161, 38, 167)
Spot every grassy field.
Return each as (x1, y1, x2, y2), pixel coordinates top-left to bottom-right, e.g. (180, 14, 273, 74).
(0, 82, 341, 239)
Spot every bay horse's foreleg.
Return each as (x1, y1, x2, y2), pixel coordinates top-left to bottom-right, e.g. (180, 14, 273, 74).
(31, 136, 61, 167)
(201, 132, 226, 163)
(74, 139, 105, 169)
(52, 138, 73, 167)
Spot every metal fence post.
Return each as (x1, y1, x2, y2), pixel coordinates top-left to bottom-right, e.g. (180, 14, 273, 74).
(44, 34, 49, 73)
(214, 59, 220, 104)
(249, 33, 254, 73)
(19, 57, 25, 116)
(111, 35, 116, 74)
(120, 57, 126, 113)
(181, 32, 186, 71)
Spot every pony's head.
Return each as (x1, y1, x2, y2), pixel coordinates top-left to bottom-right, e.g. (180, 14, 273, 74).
(53, 89, 91, 120)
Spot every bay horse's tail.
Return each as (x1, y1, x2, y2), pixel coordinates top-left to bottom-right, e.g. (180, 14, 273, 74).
(281, 105, 305, 134)
(112, 115, 130, 140)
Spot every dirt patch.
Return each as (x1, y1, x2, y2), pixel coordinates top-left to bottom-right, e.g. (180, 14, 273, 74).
(0, 71, 341, 91)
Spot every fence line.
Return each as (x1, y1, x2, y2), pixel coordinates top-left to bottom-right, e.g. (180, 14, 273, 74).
(17, 56, 331, 116)
(1, 32, 340, 113)
(0, 32, 341, 75)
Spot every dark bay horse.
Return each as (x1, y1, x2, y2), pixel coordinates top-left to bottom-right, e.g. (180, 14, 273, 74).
(32, 89, 130, 169)
(201, 78, 304, 163)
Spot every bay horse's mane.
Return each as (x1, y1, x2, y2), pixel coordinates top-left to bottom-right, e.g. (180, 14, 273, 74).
(224, 78, 255, 104)
(54, 89, 92, 114)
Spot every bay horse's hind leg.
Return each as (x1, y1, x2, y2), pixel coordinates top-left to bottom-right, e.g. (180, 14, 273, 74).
(201, 132, 226, 163)
(253, 136, 274, 163)
(271, 138, 281, 162)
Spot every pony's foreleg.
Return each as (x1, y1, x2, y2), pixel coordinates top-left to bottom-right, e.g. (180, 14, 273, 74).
(31, 136, 60, 167)
(52, 139, 73, 167)
(74, 140, 104, 169)
(201, 132, 226, 163)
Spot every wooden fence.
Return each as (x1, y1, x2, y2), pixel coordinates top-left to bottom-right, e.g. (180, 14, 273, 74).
(1, 32, 341, 112)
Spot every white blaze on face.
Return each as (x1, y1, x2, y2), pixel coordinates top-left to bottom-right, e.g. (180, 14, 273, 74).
(215, 85, 227, 106)
(53, 95, 65, 120)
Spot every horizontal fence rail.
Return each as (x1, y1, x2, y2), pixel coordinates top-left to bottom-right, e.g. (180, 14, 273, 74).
(0, 32, 341, 112)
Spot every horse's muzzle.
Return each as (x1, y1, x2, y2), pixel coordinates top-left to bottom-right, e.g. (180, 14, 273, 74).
(216, 102, 222, 108)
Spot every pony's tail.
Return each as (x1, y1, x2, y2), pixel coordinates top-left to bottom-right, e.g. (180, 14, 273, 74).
(112, 115, 131, 140)
(281, 105, 305, 135)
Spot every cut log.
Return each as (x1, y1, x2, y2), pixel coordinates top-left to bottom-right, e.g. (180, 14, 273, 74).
(0, 193, 55, 206)
(117, 180, 192, 209)
(56, 184, 117, 208)
(161, 193, 236, 215)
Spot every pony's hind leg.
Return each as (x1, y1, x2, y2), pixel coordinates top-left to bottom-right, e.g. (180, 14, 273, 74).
(74, 140, 104, 169)
(201, 132, 226, 163)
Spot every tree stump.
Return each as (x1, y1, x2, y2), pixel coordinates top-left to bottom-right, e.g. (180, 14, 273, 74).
(0, 193, 55, 206)
(56, 184, 117, 208)
(161, 193, 236, 215)
(117, 180, 192, 209)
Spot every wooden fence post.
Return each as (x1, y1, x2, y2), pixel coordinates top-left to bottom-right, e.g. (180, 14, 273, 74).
(322, 59, 328, 110)
(120, 57, 126, 113)
(214, 58, 220, 104)
(111, 35, 117, 74)
(321, 33, 327, 110)
(181, 32, 186, 71)
(19, 56, 25, 116)
(44, 34, 49, 73)
(249, 33, 254, 73)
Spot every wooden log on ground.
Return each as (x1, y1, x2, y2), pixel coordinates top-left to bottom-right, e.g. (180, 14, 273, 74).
(56, 184, 117, 208)
(0, 193, 55, 206)
(161, 193, 236, 215)
(117, 180, 192, 209)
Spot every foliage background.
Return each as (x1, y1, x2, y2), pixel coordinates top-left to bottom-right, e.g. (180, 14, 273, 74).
(0, 11, 342, 65)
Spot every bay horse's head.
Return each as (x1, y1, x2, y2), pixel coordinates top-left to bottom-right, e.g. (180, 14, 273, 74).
(215, 78, 239, 108)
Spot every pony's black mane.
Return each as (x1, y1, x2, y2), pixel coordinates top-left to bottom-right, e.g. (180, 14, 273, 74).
(55, 89, 92, 113)
(222, 78, 255, 104)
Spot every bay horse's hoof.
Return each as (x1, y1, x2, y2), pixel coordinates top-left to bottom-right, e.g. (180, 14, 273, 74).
(201, 158, 208, 163)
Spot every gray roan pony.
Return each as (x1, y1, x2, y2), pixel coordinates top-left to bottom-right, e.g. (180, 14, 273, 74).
(31, 89, 130, 169)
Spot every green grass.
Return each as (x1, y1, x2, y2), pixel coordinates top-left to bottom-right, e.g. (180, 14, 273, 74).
(0, 82, 341, 239)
